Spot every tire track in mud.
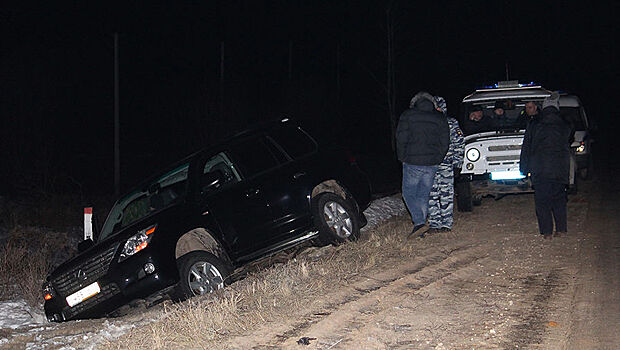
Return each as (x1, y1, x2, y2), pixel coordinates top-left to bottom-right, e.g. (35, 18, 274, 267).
(276, 245, 489, 349)
(221, 241, 487, 350)
(499, 268, 566, 349)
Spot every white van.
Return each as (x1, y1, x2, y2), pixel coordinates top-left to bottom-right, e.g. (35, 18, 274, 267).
(456, 81, 592, 211)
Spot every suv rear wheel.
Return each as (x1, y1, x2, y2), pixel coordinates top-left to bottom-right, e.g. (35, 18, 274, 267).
(171, 251, 230, 301)
(313, 193, 360, 245)
(456, 181, 473, 212)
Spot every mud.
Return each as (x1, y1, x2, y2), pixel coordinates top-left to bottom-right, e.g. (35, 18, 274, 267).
(1, 172, 618, 349)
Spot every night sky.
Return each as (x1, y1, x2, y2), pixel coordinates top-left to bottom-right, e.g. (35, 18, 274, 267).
(1, 1, 617, 196)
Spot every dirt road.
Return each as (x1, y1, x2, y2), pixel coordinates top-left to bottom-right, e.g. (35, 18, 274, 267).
(2, 167, 618, 349)
(217, 173, 618, 349)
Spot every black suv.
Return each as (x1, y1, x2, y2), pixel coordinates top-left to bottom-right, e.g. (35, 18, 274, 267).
(43, 119, 371, 322)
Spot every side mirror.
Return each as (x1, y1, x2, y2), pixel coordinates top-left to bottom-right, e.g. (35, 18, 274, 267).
(201, 170, 224, 193)
(78, 239, 95, 253)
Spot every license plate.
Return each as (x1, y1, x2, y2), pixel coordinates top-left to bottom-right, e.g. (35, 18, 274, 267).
(491, 170, 525, 180)
(66, 282, 100, 307)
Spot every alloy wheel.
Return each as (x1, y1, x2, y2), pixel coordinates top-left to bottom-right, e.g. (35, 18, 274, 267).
(187, 261, 224, 296)
(323, 201, 353, 239)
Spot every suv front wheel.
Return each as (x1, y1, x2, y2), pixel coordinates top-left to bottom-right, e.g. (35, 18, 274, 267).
(313, 193, 360, 245)
(171, 251, 230, 301)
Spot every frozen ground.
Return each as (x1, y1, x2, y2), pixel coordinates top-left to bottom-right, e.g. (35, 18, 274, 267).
(0, 194, 407, 348)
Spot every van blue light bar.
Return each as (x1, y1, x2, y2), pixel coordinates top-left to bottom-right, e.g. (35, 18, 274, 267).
(491, 170, 526, 180)
(478, 81, 539, 90)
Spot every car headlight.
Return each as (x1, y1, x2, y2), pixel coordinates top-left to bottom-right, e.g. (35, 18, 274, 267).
(119, 224, 157, 262)
(466, 148, 480, 162)
(42, 282, 56, 301)
(575, 142, 586, 154)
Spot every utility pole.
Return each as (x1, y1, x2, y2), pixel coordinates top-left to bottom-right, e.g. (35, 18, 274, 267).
(288, 40, 293, 81)
(505, 62, 510, 81)
(220, 41, 225, 120)
(386, 1, 397, 151)
(114, 32, 120, 197)
(336, 43, 341, 106)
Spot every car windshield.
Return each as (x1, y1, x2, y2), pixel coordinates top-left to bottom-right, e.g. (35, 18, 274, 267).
(461, 100, 533, 136)
(98, 163, 189, 241)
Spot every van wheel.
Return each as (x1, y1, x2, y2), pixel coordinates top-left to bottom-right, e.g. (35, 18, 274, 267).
(456, 181, 473, 212)
(567, 180, 578, 194)
(579, 156, 593, 180)
(170, 251, 230, 301)
(313, 193, 360, 245)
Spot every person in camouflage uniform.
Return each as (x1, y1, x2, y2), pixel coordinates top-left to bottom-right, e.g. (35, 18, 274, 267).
(425, 96, 465, 235)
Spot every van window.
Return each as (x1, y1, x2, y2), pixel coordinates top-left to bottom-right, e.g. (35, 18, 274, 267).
(560, 107, 585, 130)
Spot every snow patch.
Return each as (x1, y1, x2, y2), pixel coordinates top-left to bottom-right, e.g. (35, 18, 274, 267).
(0, 299, 46, 329)
(361, 194, 406, 231)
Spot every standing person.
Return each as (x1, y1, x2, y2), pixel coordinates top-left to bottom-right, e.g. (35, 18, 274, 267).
(520, 101, 540, 128)
(519, 92, 572, 240)
(426, 96, 465, 236)
(396, 91, 450, 237)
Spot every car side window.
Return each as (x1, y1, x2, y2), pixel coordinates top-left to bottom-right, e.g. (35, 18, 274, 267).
(228, 136, 280, 178)
(268, 126, 317, 160)
(202, 152, 241, 189)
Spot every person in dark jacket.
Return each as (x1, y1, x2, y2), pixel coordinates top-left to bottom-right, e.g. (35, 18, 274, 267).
(461, 105, 496, 135)
(519, 92, 572, 239)
(396, 91, 450, 237)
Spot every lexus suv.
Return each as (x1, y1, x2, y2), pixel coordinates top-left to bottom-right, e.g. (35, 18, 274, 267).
(43, 119, 371, 322)
(456, 81, 593, 211)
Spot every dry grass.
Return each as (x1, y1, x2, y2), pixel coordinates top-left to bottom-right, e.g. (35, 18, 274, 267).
(0, 226, 77, 308)
(106, 216, 417, 350)
(0, 194, 110, 308)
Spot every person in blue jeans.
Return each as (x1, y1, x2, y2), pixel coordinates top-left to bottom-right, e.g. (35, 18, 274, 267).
(396, 91, 450, 237)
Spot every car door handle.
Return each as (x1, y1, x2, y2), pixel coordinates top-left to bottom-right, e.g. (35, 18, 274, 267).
(293, 172, 306, 179)
(245, 188, 260, 197)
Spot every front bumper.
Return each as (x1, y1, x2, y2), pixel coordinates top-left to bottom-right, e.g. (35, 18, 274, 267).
(459, 173, 532, 196)
(44, 251, 178, 322)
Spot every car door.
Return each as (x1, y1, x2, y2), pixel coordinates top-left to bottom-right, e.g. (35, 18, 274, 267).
(198, 147, 274, 260)
(222, 136, 291, 256)
(259, 126, 318, 240)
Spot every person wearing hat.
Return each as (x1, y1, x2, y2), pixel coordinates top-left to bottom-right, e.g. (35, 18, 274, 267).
(461, 105, 495, 135)
(425, 96, 465, 236)
(519, 92, 572, 240)
(396, 92, 450, 237)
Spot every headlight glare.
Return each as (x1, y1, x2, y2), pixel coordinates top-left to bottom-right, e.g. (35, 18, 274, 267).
(466, 148, 480, 162)
(576, 143, 585, 153)
(119, 224, 156, 262)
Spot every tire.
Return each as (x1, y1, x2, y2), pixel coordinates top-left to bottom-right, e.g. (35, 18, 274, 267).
(456, 181, 473, 212)
(170, 251, 230, 301)
(579, 156, 593, 181)
(578, 168, 588, 181)
(567, 178, 578, 195)
(313, 192, 360, 245)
